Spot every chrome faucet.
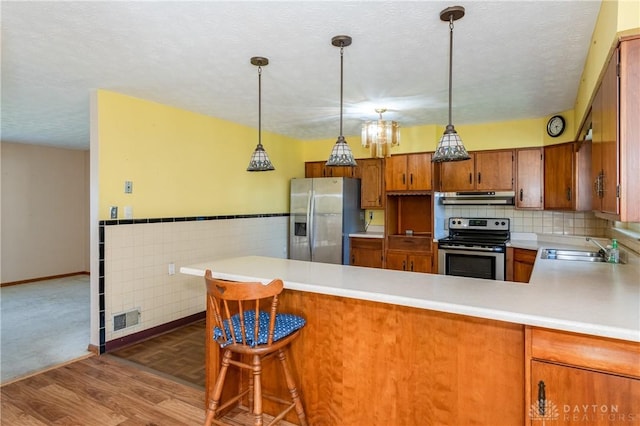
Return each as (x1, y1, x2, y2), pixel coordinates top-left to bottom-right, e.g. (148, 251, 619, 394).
(586, 237, 608, 257)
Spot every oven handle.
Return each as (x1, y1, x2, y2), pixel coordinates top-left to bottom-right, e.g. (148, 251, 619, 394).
(438, 244, 503, 252)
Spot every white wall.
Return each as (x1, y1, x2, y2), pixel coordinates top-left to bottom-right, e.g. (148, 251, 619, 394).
(1, 142, 89, 283)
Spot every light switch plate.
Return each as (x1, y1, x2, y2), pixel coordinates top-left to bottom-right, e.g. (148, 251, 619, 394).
(124, 181, 133, 193)
(110, 206, 118, 219)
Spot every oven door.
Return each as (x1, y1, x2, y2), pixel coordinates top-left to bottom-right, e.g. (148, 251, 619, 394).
(438, 246, 505, 280)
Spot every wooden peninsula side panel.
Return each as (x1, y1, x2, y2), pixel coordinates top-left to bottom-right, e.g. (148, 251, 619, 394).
(207, 289, 525, 425)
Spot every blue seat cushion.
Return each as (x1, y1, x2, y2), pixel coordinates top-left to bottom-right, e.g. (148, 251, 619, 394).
(213, 310, 306, 348)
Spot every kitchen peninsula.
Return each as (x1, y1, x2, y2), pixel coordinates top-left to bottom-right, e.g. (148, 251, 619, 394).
(182, 252, 640, 425)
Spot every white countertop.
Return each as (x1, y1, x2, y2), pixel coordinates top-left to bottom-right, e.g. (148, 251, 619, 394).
(181, 245, 640, 342)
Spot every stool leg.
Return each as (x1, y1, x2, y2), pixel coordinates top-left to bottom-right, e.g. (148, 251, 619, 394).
(204, 349, 232, 426)
(252, 354, 263, 426)
(277, 348, 308, 426)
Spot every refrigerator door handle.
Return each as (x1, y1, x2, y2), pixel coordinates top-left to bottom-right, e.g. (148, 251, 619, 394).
(307, 190, 314, 259)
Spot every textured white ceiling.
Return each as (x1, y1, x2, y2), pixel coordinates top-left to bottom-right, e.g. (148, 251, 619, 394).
(1, 1, 601, 150)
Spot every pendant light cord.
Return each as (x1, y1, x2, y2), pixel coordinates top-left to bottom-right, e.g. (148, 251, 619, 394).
(339, 44, 344, 137)
(258, 65, 262, 147)
(448, 16, 454, 127)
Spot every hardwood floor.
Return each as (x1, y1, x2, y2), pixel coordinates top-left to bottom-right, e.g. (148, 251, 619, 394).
(110, 320, 206, 388)
(0, 321, 297, 425)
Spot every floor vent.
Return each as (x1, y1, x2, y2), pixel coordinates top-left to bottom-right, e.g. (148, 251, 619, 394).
(113, 309, 140, 331)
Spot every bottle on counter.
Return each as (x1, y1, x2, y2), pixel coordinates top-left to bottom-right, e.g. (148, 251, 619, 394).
(608, 239, 619, 264)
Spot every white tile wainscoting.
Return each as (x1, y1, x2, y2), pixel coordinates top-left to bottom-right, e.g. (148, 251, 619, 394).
(101, 215, 288, 345)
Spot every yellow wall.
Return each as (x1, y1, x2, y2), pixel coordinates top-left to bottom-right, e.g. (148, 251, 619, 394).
(302, 113, 576, 163)
(574, 0, 640, 134)
(97, 90, 303, 219)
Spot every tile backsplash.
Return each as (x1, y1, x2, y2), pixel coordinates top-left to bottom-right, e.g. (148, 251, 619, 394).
(443, 206, 608, 236)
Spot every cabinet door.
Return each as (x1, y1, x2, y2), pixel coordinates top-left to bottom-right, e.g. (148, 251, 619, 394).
(600, 49, 619, 215)
(516, 148, 543, 209)
(476, 150, 514, 191)
(305, 161, 325, 178)
(385, 155, 408, 191)
(408, 254, 431, 273)
(529, 360, 640, 426)
(359, 158, 384, 209)
(385, 252, 408, 271)
(407, 153, 432, 191)
(513, 248, 536, 283)
(439, 153, 476, 191)
(350, 238, 383, 268)
(544, 143, 574, 210)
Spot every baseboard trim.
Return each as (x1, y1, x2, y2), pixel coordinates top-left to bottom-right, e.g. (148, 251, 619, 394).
(1, 271, 90, 287)
(104, 311, 205, 352)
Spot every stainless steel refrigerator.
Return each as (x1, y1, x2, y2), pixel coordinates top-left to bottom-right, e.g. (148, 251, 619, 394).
(289, 177, 364, 265)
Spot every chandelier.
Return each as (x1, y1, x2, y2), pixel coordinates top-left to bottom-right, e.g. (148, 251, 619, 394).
(361, 108, 400, 158)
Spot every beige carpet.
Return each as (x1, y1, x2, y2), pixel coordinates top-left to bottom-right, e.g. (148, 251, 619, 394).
(0, 275, 91, 384)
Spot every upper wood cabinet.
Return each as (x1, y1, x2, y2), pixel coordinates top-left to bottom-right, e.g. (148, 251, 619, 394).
(590, 37, 640, 221)
(515, 148, 544, 209)
(543, 142, 591, 211)
(304, 161, 356, 178)
(438, 149, 514, 192)
(358, 158, 384, 209)
(385, 153, 432, 192)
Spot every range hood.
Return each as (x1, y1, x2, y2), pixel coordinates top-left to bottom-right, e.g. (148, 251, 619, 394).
(439, 191, 515, 205)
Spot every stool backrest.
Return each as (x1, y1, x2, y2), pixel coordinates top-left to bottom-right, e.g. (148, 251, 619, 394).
(204, 269, 284, 347)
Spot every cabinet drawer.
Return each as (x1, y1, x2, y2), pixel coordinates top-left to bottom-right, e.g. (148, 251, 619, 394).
(350, 238, 383, 250)
(529, 327, 640, 378)
(387, 235, 431, 252)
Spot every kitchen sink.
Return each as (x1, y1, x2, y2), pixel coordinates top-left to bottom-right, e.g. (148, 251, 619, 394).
(541, 248, 607, 263)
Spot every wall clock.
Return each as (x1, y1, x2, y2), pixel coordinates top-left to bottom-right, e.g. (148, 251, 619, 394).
(546, 115, 565, 137)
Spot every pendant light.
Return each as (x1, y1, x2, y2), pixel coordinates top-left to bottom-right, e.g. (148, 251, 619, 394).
(326, 35, 357, 167)
(247, 56, 275, 172)
(432, 6, 470, 163)
(361, 108, 400, 158)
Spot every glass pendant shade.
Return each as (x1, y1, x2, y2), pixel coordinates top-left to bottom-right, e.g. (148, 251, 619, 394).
(432, 124, 470, 162)
(326, 35, 357, 167)
(247, 143, 274, 171)
(246, 56, 275, 172)
(361, 109, 400, 158)
(327, 136, 357, 166)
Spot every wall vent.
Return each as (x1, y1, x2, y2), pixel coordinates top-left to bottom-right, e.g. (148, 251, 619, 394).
(113, 309, 140, 331)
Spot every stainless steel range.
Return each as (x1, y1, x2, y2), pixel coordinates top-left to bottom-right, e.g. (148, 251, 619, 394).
(438, 217, 510, 280)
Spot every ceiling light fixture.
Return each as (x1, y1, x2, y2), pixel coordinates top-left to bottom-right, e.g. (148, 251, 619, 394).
(326, 35, 357, 167)
(247, 56, 275, 172)
(432, 6, 470, 163)
(361, 108, 400, 158)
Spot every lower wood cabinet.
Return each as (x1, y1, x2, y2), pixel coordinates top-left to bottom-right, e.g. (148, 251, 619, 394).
(526, 327, 640, 425)
(509, 247, 536, 283)
(349, 237, 383, 268)
(385, 251, 432, 272)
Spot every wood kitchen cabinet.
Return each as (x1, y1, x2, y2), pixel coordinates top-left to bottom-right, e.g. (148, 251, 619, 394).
(507, 247, 536, 283)
(305, 161, 356, 178)
(543, 142, 591, 211)
(385, 153, 432, 191)
(358, 158, 384, 209)
(526, 327, 640, 425)
(438, 149, 514, 192)
(516, 148, 543, 209)
(385, 194, 433, 273)
(589, 37, 640, 221)
(349, 237, 384, 268)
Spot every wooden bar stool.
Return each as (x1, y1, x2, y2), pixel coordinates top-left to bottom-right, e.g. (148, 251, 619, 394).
(203, 270, 308, 426)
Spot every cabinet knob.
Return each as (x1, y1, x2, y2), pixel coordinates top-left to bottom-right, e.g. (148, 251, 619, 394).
(566, 187, 572, 201)
(402, 174, 406, 185)
(478, 172, 482, 184)
(469, 173, 472, 184)
(519, 189, 524, 201)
